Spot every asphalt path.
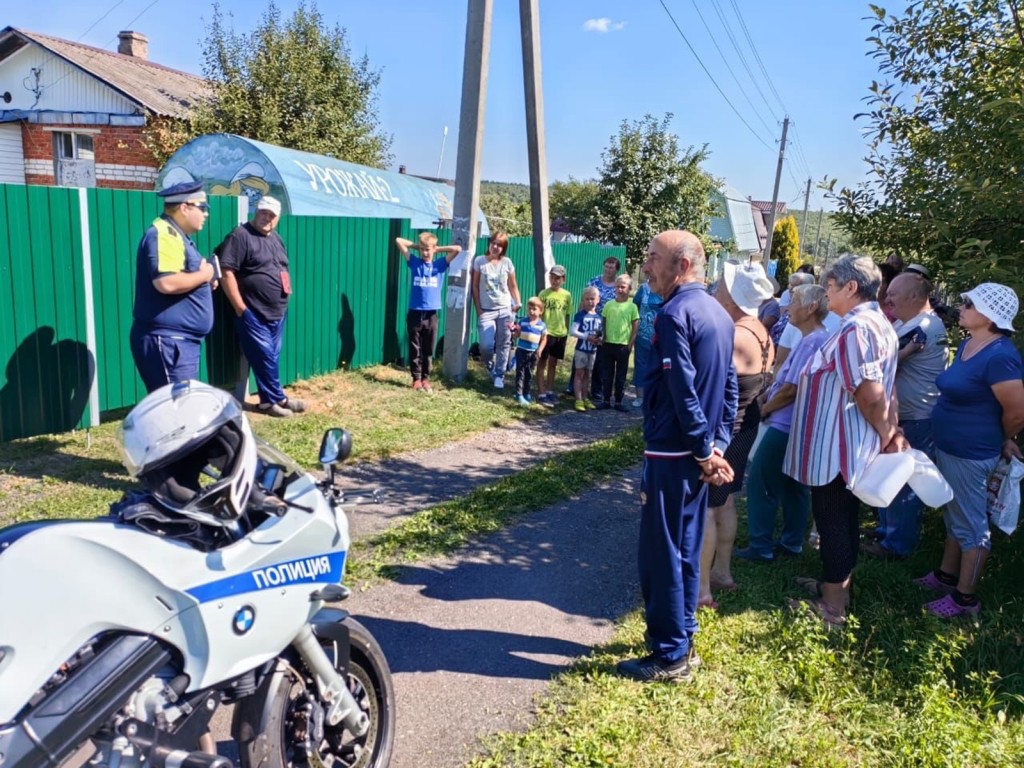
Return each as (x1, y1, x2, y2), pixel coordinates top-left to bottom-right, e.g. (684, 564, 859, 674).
(208, 406, 644, 766)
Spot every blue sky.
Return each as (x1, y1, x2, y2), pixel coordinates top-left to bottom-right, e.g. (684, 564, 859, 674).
(5, 1, 883, 209)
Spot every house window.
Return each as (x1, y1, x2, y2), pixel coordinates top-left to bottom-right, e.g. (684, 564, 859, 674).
(53, 132, 96, 187)
(53, 132, 95, 161)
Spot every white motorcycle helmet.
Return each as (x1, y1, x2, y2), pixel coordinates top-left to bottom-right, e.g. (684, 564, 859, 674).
(117, 380, 258, 527)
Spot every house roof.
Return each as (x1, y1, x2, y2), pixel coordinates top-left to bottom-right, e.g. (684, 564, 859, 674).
(750, 200, 787, 215)
(0, 27, 211, 118)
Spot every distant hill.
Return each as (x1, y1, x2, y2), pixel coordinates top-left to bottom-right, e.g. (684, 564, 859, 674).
(481, 180, 530, 201)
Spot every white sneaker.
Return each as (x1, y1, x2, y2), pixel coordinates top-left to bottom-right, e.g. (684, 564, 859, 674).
(493, 377, 505, 390)
(632, 398, 643, 409)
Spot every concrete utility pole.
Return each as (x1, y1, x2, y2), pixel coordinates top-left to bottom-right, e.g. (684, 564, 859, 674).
(799, 177, 811, 255)
(443, 0, 493, 381)
(519, 0, 554, 292)
(813, 207, 825, 270)
(761, 116, 790, 264)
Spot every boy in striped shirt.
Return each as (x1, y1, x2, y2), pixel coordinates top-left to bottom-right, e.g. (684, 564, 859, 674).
(513, 297, 548, 405)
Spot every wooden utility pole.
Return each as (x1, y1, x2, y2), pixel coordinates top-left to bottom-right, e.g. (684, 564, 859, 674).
(761, 116, 789, 264)
(443, 0, 492, 381)
(799, 177, 811, 255)
(519, 0, 554, 292)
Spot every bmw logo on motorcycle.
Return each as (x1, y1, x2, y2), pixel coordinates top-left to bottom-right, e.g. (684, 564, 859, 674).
(233, 605, 256, 635)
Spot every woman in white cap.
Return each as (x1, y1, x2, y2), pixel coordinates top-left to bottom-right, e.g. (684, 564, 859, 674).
(915, 283, 1024, 618)
(698, 262, 776, 609)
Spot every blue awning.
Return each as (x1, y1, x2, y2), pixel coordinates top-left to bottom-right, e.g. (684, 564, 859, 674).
(158, 134, 488, 234)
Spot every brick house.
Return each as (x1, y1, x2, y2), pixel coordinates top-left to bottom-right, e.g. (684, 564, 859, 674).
(0, 27, 209, 189)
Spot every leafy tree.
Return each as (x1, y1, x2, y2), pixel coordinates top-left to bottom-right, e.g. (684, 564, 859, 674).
(478, 189, 532, 237)
(591, 114, 719, 271)
(771, 215, 801, 287)
(190, 1, 392, 167)
(829, 0, 1024, 297)
(548, 178, 601, 239)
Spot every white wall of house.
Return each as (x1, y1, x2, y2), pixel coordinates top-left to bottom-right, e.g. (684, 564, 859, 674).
(0, 44, 138, 115)
(0, 123, 26, 184)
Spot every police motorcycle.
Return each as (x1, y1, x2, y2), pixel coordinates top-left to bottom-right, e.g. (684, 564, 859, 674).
(0, 381, 394, 768)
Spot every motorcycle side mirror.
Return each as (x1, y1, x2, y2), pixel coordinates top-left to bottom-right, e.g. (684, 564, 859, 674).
(318, 429, 352, 477)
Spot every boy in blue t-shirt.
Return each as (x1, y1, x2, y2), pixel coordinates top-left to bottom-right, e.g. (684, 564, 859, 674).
(395, 233, 462, 391)
(512, 297, 548, 405)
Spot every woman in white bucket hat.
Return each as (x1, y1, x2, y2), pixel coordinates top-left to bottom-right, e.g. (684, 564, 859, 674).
(915, 282, 1024, 618)
(698, 262, 776, 609)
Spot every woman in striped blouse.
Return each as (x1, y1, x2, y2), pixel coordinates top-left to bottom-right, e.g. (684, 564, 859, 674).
(783, 255, 906, 627)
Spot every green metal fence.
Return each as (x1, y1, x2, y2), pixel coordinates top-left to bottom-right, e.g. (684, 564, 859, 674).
(0, 183, 624, 442)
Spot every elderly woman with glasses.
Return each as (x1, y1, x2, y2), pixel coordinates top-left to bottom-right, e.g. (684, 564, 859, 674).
(736, 284, 831, 566)
(471, 233, 522, 389)
(914, 283, 1024, 618)
(783, 255, 904, 628)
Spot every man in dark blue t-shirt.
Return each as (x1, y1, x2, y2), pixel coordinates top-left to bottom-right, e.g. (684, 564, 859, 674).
(130, 180, 216, 393)
(395, 232, 463, 392)
(218, 196, 306, 417)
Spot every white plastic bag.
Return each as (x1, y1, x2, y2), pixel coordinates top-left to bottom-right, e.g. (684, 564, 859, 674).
(986, 456, 1024, 535)
(906, 449, 954, 507)
(851, 451, 915, 507)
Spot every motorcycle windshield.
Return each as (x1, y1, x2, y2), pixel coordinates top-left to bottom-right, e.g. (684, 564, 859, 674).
(254, 437, 303, 473)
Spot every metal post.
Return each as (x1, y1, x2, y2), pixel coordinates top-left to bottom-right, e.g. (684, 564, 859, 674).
(436, 125, 449, 179)
(761, 116, 789, 264)
(519, 0, 554, 293)
(443, 0, 493, 380)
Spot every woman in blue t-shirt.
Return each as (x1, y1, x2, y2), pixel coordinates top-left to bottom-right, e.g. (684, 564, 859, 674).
(915, 283, 1024, 619)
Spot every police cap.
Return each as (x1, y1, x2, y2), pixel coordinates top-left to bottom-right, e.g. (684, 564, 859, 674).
(158, 181, 205, 204)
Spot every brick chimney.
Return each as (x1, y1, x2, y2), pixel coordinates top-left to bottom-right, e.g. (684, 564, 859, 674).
(118, 31, 149, 60)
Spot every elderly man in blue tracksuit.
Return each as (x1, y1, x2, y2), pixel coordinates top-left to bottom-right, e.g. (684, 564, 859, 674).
(617, 230, 738, 683)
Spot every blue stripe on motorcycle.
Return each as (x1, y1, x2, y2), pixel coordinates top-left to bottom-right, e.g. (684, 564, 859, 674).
(185, 552, 346, 603)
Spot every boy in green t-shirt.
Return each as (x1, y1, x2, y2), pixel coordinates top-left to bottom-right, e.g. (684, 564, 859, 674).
(537, 265, 573, 406)
(597, 275, 639, 411)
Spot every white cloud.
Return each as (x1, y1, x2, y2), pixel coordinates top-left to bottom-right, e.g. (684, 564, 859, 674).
(583, 18, 626, 34)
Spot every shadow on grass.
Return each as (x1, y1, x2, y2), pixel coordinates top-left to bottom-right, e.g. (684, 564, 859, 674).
(719, 499, 1024, 719)
(0, 435, 128, 492)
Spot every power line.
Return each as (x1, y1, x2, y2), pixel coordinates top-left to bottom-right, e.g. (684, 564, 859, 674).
(656, 0, 774, 152)
(728, 0, 789, 116)
(707, 0, 779, 122)
(46, 0, 164, 91)
(685, 0, 775, 138)
(75, 1, 128, 42)
(791, 124, 814, 179)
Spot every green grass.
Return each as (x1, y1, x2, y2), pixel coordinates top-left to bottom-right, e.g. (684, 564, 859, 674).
(345, 427, 644, 583)
(468, 509, 1024, 767)
(0, 362, 576, 525)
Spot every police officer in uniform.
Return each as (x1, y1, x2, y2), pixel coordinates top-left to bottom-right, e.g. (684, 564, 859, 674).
(130, 180, 216, 392)
(617, 229, 738, 683)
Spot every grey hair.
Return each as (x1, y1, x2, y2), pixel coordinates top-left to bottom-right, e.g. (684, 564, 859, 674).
(823, 255, 881, 301)
(788, 272, 815, 288)
(669, 235, 707, 278)
(791, 284, 829, 321)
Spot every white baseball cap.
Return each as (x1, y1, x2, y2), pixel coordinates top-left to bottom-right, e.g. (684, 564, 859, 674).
(255, 195, 282, 216)
(961, 283, 1018, 331)
(722, 261, 775, 316)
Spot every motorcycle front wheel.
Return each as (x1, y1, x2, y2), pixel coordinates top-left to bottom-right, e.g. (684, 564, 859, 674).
(235, 618, 395, 768)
